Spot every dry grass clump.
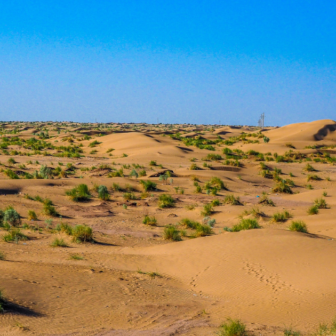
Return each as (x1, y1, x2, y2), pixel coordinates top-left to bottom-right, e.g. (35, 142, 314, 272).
(218, 318, 247, 336)
(163, 225, 181, 241)
(27, 210, 37, 220)
(272, 211, 292, 222)
(258, 195, 275, 206)
(304, 163, 316, 172)
(288, 220, 308, 233)
(143, 215, 157, 226)
(158, 194, 175, 208)
(201, 203, 214, 216)
(232, 219, 260, 232)
(307, 205, 319, 215)
(307, 174, 322, 182)
(140, 180, 157, 192)
(66, 184, 91, 202)
(224, 195, 242, 205)
(272, 180, 293, 194)
(72, 225, 93, 243)
(3, 229, 28, 242)
(51, 237, 68, 247)
(314, 198, 328, 209)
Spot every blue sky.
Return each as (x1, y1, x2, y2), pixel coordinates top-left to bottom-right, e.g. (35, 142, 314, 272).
(0, 1, 335, 125)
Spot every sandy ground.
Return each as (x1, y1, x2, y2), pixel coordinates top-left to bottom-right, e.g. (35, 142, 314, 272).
(1, 120, 336, 335)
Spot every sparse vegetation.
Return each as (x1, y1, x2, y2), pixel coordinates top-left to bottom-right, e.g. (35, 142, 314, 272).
(66, 184, 91, 202)
(218, 318, 247, 336)
(232, 219, 260, 232)
(158, 194, 175, 208)
(143, 215, 157, 226)
(288, 220, 308, 233)
(163, 226, 181, 241)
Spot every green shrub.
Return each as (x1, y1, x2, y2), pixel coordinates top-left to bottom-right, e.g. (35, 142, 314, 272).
(272, 181, 293, 194)
(211, 199, 221, 206)
(140, 180, 157, 192)
(139, 169, 147, 177)
(142, 215, 157, 226)
(69, 253, 84, 260)
(218, 318, 247, 336)
(51, 238, 68, 247)
(123, 192, 137, 200)
(307, 205, 319, 215)
(158, 194, 175, 208)
(272, 211, 292, 222)
(0, 251, 5, 260)
(27, 210, 37, 220)
(314, 198, 328, 209)
(283, 327, 301, 336)
(4, 169, 19, 179)
(163, 226, 181, 241)
(97, 185, 109, 200)
(72, 225, 93, 243)
(149, 160, 157, 166)
(288, 221, 308, 233)
(201, 203, 214, 216)
(232, 219, 260, 232)
(224, 195, 242, 205)
(307, 174, 322, 182)
(180, 218, 199, 229)
(66, 184, 91, 202)
(3, 208, 21, 227)
(258, 195, 275, 206)
(304, 163, 316, 172)
(190, 163, 200, 170)
(196, 224, 213, 236)
(43, 202, 58, 217)
(209, 177, 227, 190)
(3, 229, 28, 242)
(129, 169, 139, 178)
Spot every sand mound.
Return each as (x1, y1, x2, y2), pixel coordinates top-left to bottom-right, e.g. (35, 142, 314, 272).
(124, 229, 336, 327)
(264, 119, 336, 142)
(86, 132, 191, 158)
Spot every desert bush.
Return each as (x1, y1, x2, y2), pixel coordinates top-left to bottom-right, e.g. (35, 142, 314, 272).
(304, 163, 316, 172)
(314, 198, 328, 209)
(288, 221, 308, 233)
(201, 203, 214, 216)
(209, 177, 227, 190)
(0, 251, 5, 260)
(149, 160, 157, 166)
(140, 180, 157, 192)
(109, 168, 124, 177)
(211, 199, 221, 206)
(66, 184, 91, 202)
(313, 318, 336, 336)
(232, 219, 260, 232)
(129, 169, 139, 179)
(97, 185, 109, 200)
(89, 140, 101, 147)
(139, 169, 146, 177)
(163, 226, 181, 241)
(39, 165, 52, 179)
(111, 183, 120, 191)
(218, 318, 247, 336)
(195, 185, 202, 193)
(272, 180, 293, 194)
(258, 195, 275, 206)
(158, 194, 175, 208)
(43, 202, 58, 217)
(307, 174, 322, 182)
(224, 195, 242, 205)
(196, 224, 213, 236)
(57, 222, 73, 235)
(4, 169, 19, 179)
(272, 211, 292, 222)
(27, 210, 37, 220)
(51, 238, 68, 247)
(3, 208, 21, 227)
(69, 253, 84, 260)
(283, 327, 301, 336)
(180, 218, 199, 229)
(123, 192, 137, 200)
(72, 225, 93, 243)
(307, 205, 319, 215)
(190, 163, 200, 170)
(3, 229, 28, 242)
(142, 215, 157, 226)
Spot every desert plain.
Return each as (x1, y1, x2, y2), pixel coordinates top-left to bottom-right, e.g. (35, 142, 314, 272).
(1, 119, 336, 335)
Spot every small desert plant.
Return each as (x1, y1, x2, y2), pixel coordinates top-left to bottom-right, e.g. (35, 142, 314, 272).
(201, 203, 214, 216)
(272, 211, 292, 222)
(111, 183, 120, 191)
(158, 194, 175, 208)
(306, 184, 313, 190)
(123, 192, 137, 200)
(66, 184, 91, 202)
(43, 202, 58, 217)
(288, 220, 308, 233)
(0, 251, 5, 260)
(258, 195, 275, 206)
(27, 210, 37, 220)
(69, 253, 84, 260)
(307, 205, 319, 215)
(51, 238, 68, 247)
(196, 224, 213, 237)
(149, 160, 157, 166)
(209, 176, 227, 190)
(3, 208, 21, 227)
(314, 198, 328, 209)
(190, 163, 200, 170)
(232, 219, 260, 232)
(139, 169, 146, 177)
(142, 215, 157, 226)
(3, 229, 28, 242)
(163, 226, 181, 241)
(72, 225, 93, 243)
(224, 195, 242, 205)
(180, 218, 199, 229)
(313, 318, 336, 336)
(307, 174, 322, 182)
(304, 163, 316, 172)
(211, 199, 221, 206)
(218, 318, 247, 336)
(322, 191, 327, 197)
(140, 180, 157, 192)
(272, 180, 293, 194)
(283, 327, 301, 336)
(97, 185, 109, 200)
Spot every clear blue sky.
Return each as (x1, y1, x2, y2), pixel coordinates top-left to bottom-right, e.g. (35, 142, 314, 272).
(0, 1, 335, 125)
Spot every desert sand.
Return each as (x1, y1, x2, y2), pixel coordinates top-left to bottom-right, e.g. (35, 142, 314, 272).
(1, 120, 336, 335)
